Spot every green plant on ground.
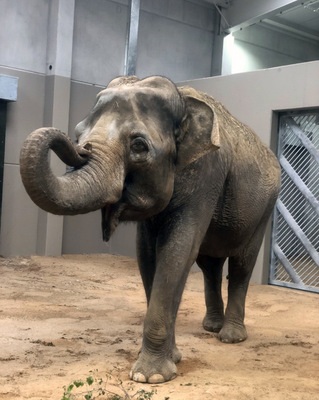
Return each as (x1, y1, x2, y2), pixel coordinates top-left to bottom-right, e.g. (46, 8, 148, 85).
(61, 372, 156, 400)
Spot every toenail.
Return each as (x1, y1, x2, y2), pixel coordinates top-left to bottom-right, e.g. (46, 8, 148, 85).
(133, 372, 147, 383)
(148, 374, 165, 384)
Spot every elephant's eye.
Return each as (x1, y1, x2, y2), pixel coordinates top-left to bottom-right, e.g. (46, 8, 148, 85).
(130, 137, 149, 154)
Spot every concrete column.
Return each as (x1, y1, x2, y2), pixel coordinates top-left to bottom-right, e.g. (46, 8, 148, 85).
(37, 0, 75, 256)
(211, 9, 226, 77)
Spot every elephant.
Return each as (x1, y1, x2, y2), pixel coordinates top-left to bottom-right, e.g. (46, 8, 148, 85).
(20, 75, 281, 384)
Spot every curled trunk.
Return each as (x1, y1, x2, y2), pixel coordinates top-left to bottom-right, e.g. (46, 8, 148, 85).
(20, 128, 123, 215)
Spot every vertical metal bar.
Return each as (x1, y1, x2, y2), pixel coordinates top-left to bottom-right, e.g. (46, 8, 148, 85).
(0, 101, 8, 230)
(287, 117, 319, 164)
(124, 0, 140, 76)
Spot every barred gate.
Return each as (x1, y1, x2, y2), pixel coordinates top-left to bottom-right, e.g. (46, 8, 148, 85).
(270, 110, 319, 293)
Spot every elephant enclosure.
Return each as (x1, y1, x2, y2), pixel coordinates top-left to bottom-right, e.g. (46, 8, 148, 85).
(0, 254, 318, 400)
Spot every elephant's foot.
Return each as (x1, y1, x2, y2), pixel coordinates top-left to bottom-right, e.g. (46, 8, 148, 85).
(218, 320, 247, 343)
(202, 312, 224, 333)
(138, 344, 182, 364)
(130, 352, 177, 383)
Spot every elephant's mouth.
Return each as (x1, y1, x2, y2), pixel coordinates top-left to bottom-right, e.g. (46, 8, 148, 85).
(101, 200, 148, 242)
(102, 202, 127, 242)
(101, 194, 156, 242)
(102, 182, 170, 241)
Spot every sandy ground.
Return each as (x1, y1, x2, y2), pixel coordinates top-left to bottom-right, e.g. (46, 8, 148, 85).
(0, 254, 318, 400)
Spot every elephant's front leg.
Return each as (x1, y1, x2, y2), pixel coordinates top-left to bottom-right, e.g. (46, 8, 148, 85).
(136, 222, 182, 366)
(131, 223, 199, 383)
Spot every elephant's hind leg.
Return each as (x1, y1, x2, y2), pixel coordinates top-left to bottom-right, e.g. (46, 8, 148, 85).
(197, 255, 226, 333)
(219, 219, 269, 343)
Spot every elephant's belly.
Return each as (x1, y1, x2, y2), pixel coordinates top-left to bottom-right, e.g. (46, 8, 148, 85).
(199, 220, 254, 258)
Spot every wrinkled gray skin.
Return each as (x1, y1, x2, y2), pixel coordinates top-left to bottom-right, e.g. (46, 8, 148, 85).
(20, 76, 281, 384)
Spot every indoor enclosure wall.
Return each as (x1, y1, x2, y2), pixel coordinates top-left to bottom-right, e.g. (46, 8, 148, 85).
(1, 0, 319, 285)
(0, 0, 218, 257)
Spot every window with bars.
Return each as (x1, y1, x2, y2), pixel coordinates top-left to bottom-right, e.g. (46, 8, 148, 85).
(270, 110, 319, 293)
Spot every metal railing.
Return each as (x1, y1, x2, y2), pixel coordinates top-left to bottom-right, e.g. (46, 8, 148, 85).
(270, 111, 319, 293)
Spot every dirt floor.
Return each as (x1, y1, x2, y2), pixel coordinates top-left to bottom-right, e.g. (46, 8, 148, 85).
(0, 254, 318, 400)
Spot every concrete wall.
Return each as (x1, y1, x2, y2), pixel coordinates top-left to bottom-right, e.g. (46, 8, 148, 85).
(136, 0, 215, 80)
(180, 60, 319, 283)
(0, 0, 50, 74)
(71, 0, 128, 86)
(71, 0, 216, 86)
(0, 0, 217, 257)
(0, 67, 46, 256)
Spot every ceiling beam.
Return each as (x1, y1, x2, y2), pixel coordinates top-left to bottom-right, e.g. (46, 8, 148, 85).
(262, 17, 319, 42)
(223, 0, 303, 33)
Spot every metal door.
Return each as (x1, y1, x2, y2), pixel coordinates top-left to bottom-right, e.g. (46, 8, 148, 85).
(270, 110, 319, 293)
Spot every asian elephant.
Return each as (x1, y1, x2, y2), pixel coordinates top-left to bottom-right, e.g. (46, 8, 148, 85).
(20, 75, 281, 384)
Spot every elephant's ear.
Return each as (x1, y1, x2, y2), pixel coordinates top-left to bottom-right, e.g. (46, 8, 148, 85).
(176, 86, 220, 170)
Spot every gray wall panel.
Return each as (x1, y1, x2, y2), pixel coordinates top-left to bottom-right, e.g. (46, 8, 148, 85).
(0, 0, 49, 74)
(109, 223, 136, 257)
(141, 0, 214, 30)
(68, 81, 102, 141)
(62, 212, 109, 254)
(0, 164, 39, 256)
(71, 0, 216, 85)
(0, 68, 46, 165)
(183, 0, 214, 30)
(136, 11, 214, 81)
(0, 67, 46, 256)
(71, 0, 128, 86)
(62, 211, 137, 258)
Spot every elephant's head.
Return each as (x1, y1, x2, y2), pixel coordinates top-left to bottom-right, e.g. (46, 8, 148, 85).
(20, 76, 220, 241)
